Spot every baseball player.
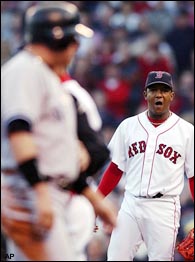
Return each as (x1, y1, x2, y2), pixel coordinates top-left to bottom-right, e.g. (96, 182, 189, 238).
(97, 71, 194, 261)
(1, 2, 117, 261)
(60, 72, 116, 261)
(1, 2, 94, 261)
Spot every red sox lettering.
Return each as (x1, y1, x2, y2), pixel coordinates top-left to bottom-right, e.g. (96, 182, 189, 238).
(128, 141, 146, 157)
(128, 141, 181, 164)
(156, 143, 181, 164)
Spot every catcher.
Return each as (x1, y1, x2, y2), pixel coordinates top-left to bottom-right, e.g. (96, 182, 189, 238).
(176, 228, 194, 261)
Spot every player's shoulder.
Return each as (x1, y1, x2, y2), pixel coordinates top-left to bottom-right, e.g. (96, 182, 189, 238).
(62, 78, 102, 130)
(63, 79, 88, 97)
(2, 50, 38, 75)
(2, 51, 21, 72)
(175, 113, 194, 127)
(173, 112, 194, 132)
(2, 51, 31, 82)
(63, 79, 97, 108)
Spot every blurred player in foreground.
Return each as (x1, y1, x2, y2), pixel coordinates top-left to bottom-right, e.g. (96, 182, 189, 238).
(1, 1, 117, 261)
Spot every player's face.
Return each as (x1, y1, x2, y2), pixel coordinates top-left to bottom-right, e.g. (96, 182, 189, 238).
(143, 84, 175, 117)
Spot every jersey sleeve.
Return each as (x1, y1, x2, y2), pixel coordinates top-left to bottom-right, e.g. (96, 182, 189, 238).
(189, 177, 194, 200)
(97, 162, 123, 197)
(108, 121, 127, 172)
(2, 63, 46, 127)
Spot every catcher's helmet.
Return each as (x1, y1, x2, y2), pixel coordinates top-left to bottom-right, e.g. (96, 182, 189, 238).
(24, 2, 94, 50)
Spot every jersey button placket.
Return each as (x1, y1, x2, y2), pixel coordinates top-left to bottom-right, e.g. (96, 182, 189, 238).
(140, 134, 157, 196)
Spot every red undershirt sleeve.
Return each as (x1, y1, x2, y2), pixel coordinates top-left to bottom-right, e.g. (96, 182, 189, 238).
(97, 162, 123, 197)
(189, 176, 194, 201)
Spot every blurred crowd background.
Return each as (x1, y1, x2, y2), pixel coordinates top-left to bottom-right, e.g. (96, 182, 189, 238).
(1, 1, 194, 261)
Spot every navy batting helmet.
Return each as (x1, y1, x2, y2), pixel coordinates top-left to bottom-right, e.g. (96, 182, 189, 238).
(24, 2, 94, 50)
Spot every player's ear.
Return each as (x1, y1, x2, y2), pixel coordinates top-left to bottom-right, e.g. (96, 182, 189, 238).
(170, 91, 175, 101)
(143, 90, 147, 100)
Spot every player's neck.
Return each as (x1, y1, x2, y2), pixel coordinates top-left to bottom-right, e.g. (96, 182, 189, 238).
(147, 111, 172, 127)
(24, 45, 68, 74)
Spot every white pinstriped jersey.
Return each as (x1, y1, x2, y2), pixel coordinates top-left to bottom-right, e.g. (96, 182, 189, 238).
(108, 110, 194, 197)
(1, 50, 79, 182)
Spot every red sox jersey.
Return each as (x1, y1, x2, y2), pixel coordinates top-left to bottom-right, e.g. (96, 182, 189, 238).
(108, 110, 194, 197)
(1, 50, 79, 182)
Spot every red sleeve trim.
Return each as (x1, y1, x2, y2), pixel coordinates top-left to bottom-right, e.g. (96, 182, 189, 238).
(189, 176, 194, 201)
(97, 162, 123, 197)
